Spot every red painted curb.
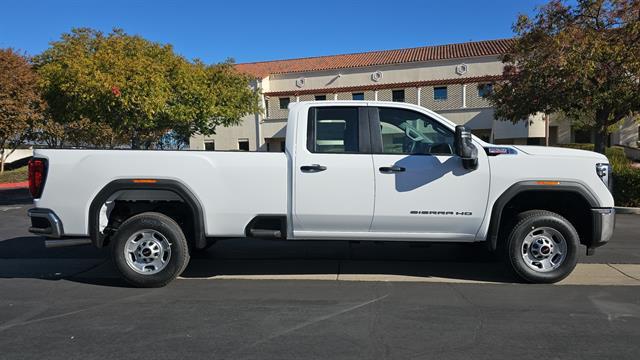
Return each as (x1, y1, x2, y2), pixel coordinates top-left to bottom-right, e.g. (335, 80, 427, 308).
(0, 181, 29, 190)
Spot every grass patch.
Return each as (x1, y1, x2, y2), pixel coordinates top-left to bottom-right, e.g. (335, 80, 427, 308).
(0, 165, 28, 184)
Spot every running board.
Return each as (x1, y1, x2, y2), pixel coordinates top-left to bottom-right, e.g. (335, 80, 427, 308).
(45, 239, 92, 248)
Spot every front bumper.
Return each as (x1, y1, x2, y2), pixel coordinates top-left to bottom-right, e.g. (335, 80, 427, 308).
(28, 208, 64, 238)
(590, 208, 615, 249)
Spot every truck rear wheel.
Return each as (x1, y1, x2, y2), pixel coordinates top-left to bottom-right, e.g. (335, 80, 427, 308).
(505, 210, 579, 283)
(112, 212, 190, 287)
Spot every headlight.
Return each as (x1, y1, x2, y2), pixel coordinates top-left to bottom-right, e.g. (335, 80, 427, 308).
(596, 163, 612, 190)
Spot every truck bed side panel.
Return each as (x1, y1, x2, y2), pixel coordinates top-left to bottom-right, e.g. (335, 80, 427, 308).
(33, 149, 288, 237)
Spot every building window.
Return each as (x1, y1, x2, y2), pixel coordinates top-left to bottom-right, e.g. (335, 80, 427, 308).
(434, 86, 448, 101)
(264, 98, 270, 118)
(238, 138, 250, 151)
(352, 92, 365, 100)
(279, 97, 290, 109)
(478, 83, 493, 98)
(392, 90, 405, 102)
(315, 95, 326, 101)
(204, 140, 215, 151)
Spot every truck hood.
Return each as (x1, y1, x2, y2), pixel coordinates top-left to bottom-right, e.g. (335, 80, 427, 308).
(513, 145, 608, 161)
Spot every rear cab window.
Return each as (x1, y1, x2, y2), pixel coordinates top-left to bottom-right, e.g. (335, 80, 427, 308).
(307, 106, 369, 153)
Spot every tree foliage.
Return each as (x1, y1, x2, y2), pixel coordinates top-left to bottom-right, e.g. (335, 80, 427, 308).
(489, 0, 640, 153)
(35, 28, 260, 149)
(0, 48, 43, 173)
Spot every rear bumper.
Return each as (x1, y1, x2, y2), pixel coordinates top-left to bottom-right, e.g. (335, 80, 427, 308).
(28, 208, 64, 238)
(590, 208, 615, 249)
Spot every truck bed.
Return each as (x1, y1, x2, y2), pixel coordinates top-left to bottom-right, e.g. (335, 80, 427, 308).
(33, 149, 288, 237)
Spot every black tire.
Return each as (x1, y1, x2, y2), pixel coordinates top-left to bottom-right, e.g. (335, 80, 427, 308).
(505, 210, 579, 283)
(111, 212, 190, 288)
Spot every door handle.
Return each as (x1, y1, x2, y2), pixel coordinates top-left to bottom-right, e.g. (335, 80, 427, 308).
(300, 164, 327, 173)
(379, 165, 406, 173)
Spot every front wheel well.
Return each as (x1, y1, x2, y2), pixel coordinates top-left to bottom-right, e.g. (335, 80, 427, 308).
(491, 190, 593, 250)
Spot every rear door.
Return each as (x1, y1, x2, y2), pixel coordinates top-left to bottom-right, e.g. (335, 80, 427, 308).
(292, 106, 374, 237)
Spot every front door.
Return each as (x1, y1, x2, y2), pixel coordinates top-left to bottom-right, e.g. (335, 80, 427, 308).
(293, 106, 374, 237)
(370, 107, 490, 240)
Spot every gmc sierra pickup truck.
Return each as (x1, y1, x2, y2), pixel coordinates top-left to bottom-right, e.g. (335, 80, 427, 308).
(27, 101, 615, 287)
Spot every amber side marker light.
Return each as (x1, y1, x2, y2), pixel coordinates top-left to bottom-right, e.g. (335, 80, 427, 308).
(132, 179, 157, 184)
(536, 181, 560, 185)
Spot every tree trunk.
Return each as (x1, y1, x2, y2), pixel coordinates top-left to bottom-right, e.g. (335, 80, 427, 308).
(593, 128, 608, 155)
(593, 109, 610, 155)
(0, 147, 18, 174)
(0, 149, 5, 174)
(131, 130, 140, 150)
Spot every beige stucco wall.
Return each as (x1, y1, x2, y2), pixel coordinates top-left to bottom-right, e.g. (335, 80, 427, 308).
(267, 56, 503, 92)
(376, 88, 418, 104)
(465, 83, 493, 109)
(421, 84, 463, 111)
(190, 113, 258, 151)
(612, 117, 639, 147)
(437, 108, 494, 129)
(336, 91, 375, 101)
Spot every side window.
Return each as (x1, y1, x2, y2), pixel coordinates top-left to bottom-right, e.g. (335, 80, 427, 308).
(308, 107, 359, 153)
(378, 107, 454, 155)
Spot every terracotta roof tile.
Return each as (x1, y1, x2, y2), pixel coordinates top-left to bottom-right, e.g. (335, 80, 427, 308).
(236, 39, 514, 78)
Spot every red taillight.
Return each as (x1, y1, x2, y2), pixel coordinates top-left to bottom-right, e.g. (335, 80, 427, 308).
(28, 158, 47, 198)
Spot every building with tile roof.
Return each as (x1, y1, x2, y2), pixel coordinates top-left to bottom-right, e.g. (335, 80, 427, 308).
(190, 39, 638, 152)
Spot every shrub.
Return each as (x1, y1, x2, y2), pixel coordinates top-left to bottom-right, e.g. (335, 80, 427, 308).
(613, 167, 640, 207)
(559, 144, 639, 207)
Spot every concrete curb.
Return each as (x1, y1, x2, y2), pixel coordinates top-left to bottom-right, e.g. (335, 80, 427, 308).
(615, 207, 640, 215)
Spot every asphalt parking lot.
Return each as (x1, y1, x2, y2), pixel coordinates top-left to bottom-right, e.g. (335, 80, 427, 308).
(1, 193, 639, 359)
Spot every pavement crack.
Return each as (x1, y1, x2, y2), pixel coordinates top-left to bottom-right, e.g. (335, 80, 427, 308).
(0, 291, 157, 333)
(607, 264, 640, 282)
(235, 294, 390, 354)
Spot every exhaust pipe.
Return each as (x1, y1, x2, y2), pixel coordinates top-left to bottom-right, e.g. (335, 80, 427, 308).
(45, 239, 92, 248)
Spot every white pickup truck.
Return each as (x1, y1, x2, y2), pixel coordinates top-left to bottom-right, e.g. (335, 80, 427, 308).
(27, 101, 615, 287)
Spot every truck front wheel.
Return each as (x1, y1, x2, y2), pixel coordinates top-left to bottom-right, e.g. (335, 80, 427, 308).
(112, 212, 190, 287)
(505, 210, 579, 283)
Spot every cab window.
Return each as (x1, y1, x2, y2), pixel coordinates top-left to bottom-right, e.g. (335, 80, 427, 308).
(377, 107, 454, 155)
(307, 107, 360, 153)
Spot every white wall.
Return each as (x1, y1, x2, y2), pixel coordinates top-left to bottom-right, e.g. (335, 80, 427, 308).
(2, 148, 32, 164)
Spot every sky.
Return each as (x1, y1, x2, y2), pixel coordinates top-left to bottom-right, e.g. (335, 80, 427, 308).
(1, 0, 549, 64)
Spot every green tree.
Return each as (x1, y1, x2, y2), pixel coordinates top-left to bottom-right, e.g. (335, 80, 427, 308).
(489, 0, 640, 154)
(35, 28, 260, 149)
(0, 49, 43, 174)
